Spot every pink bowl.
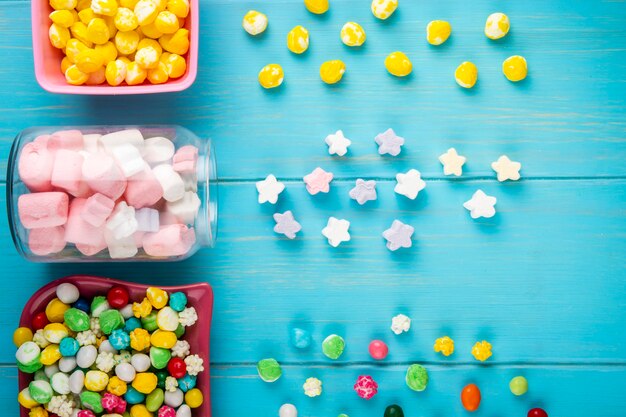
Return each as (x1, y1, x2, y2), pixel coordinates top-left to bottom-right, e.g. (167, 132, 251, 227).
(32, 3, 199, 94)
(18, 275, 212, 416)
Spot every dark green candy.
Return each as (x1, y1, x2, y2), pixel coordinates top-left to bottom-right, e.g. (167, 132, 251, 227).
(141, 312, 159, 332)
(174, 323, 185, 338)
(384, 405, 404, 417)
(156, 370, 169, 389)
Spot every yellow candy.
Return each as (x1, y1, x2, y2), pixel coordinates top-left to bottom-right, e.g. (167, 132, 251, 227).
(138, 38, 162, 54)
(135, 45, 160, 69)
(154, 11, 179, 34)
(115, 30, 140, 55)
(49, 23, 70, 49)
(147, 61, 169, 84)
(286, 25, 309, 54)
(130, 404, 154, 417)
(454, 61, 478, 88)
(160, 52, 186, 78)
(242, 10, 267, 36)
(502, 55, 527, 82)
(77, 7, 96, 25)
(29, 406, 48, 417)
(485, 12, 510, 40)
(426, 20, 451, 46)
(258, 63, 283, 89)
(76, 49, 105, 72)
(130, 328, 151, 350)
(18, 388, 39, 409)
(132, 297, 153, 318)
(155, 0, 167, 12)
(76, 0, 92, 11)
(70, 22, 93, 46)
(65, 38, 90, 63)
(134, 0, 159, 26)
(319, 60, 345, 84)
(87, 18, 110, 44)
(91, 0, 118, 16)
(433, 336, 455, 356)
(385, 51, 412, 77)
(340, 22, 366, 47)
(13, 327, 34, 348)
(95, 41, 118, 63)
(85, 370, 110, 391)
(304, 0, 328, 15)
(184, 388, 203, 408)
(114, 7, 139, 31)
(103, 15, 118, 38)
(139, 22, 163, 38)
(120, 0, 139, 8)
(40, 344, 62, 365)
(50, 10, 76, 28)
(86, 66, 106, 84)
(43, 321, 69, 342)
(146, 287, 169, 309)
(166, 0, 189, 18)
(107, 376, 128, 396)
(158, 28, 189, 55)
(61, 56, 73, 73)
(132, 372, 158, 394)
(371, 0, 397, 20)
(150, 330, 177, 348)
(50, 0, 78, 11)
(471, 340, 493, 361)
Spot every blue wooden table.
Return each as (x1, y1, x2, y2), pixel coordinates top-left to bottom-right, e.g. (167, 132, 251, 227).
(0, 0, 625, 415)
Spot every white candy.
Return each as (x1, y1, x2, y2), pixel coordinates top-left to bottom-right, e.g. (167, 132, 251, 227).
(16, 341, 40, 365)
(99, 340, 118, 354)
(153, 164, 185, 202)
(164, 388, 184, 408)
(76, 345, 97, 368)
(166, 191, 200, 224)
(56, 283, 80, 304)
(176, 404, 192, 417)
(181, 172, 198, 192)
(391, 313, 411, 335)
(106, 202, 138, 239)
(100, 129, 144, 152)
(142, 136, 175, 164)
(69, 369, 85, 394)
(131, 353, 151, 372)
(120, 304, 134, 319)
(83, 134, 102, 154)
(325, 130, 352, 156)
(394, 169, 426, 200)
(135, 208, 160, 232)
(44, 364, 59, 378)
(256, 174, 285, 204)
(157, 307, 179, 331)
(105, 230, 139, 259)
(463, 190, 497, 219)
(59, 356, 77, 373)
(321, 217, 351, 247)
(279, 403, 298, 417)
(50, 372, 71, 395)
(111, 143, 146, 178)
(115, 362, 136, 382)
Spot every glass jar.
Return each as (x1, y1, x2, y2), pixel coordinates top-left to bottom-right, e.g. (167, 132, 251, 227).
(7, 125, 217, 262)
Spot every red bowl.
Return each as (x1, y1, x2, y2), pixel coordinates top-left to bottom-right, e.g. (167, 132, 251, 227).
(18, 275, 213, 416)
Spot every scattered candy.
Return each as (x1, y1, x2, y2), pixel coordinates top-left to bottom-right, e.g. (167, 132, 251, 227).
(353, 375, 378, 399)
(382, 220, 414, 251)
(320, 60, 346, 85)
(257, 358, 282, 382)
(375, 128, 405, 156)
(503, 55, 528, 82)
(528, 408, 548, 417)
(322, 217, 351, 247)
(385, 52, 412, 77)
(341, 22, 366, 47)
(56, 283, 80, 304)
(433, 336, 455, 356)
(384, 404, 404, 417)
(325, 130, 352, 156)
(371, 0, 397, 20)
(405, 364, 428, 391)
(349, 179, 377, 205)
(304, 0, 329, 15)
(258, 64, 284, 89)
(322, 334, 345, 359)
(485, 12, 510, 40)
(461, 383, 481, 411)
(290, 327, 312, 349)
(242, 10, 267, 36)
(510, 376, 528, 396)
(303, 377, 322, 397)
(273, 211, 302, 240)
(303, 167, 333, 195)
(256, 174, 285, 204)
(438, 148, 466, 176)
(13, 327, 34, 347)
(390, 314, 410, 335)
(368, 340, 388, 360)
(426, 20, 451, 45)
(279, 403, 298, 417)
(394, 169, 426, 200)
(287, 25, 310, 54)
(463, 190, 497, 219)
(455, 61, 478, 89)
(491, 155, 521, 181)
(471, 340, 493, 361)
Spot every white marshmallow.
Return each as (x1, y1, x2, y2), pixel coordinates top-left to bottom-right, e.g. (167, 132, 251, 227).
(166, 191, 201, 225)
(152, 164, 185, 202)
(111, 144, 146, 178)
(99, 129, 144, 153)
(105, 229, 138, 259)
(106, 202, 138, 239)
(83, 134, 102, 154)
(181, 172, 198, 192)
(142, 137, 175, 165)
(135, 207, 160, 232)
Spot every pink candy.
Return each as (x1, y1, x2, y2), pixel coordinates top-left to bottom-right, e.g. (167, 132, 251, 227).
(77, 411, 96, 417)
(81, 193, 115, 227)
(354, 375, 378, 399)
(48, 129, 84, 151)
(28, 226, 66, 256)
(18, 192, 69, 229)
(101, 392, 127, 413)
(124, 167, 163, 208)
(143, 224, 196, 257)
(303, 167, 334, 195)
(158, 405, 177, 417)
(172, 145, 198, 173)
(18, 138, 54, 192)
(82, 153, 127, 200)
(64, 198, 106, 247)
(369, 340, 389, 360)
(51, 149, 89, 197)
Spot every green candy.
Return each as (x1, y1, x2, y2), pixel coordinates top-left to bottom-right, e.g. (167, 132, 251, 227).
(64, 308, 91, 332)
(99, 309, 125, 335)
(384, 405, 404, 417)
(141, 312, 159, 332)
(156, 370, 169, 389)
(146, 388, 165, 412)
(174, 323, 185, 338)
(257, 358, 282, 382)
(405, 364, 428, 392)
(80, 391, 103, 413)
(18, 359, 43, 374)
(91, 296, 110, 318)
(150, 347, 171, 369)
(34, 369, 48, 382)
(338, 414, 350, 417)
(509, 376, 528, 396)
(28, 380, 52, 404)
(322, 334, 345, 360)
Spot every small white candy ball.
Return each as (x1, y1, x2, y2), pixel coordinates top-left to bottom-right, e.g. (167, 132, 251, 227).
(50, 372, 71, 395)
(56, 283, 80, 304)
(99, 340, 118, 354)
(131, 353, 151, 372)
(120, 304, 134, 319)
(59, 356, 77, 373)
(69, 370, 85, 394)
(44, 364, 59, 378)
(115, 363, 136, 383)
(176, 404, 192, 417)
(76, 345, 97, 369)
(279, 403, 298, 417)
(164, 388, 184, 408)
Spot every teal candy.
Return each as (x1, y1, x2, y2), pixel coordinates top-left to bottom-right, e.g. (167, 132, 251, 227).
(150, 347, 171, 369)
(177, 374, 196, 392)
(141, 312, 158, 332)
(169, 292, 187, 312)
(59, 337, 80, 356)
(109, 329, 130, 350)
(174, 324, 185, 339)
(90, 296, 110, 318)
(124, 317, 142, 333)
(80, 391, 103, 413)
(156, 370, 168, 389)
(33, 369, 47, 382)
(18, 360, 42, 374)
(28, 380, 52, 404)
(125, 386, 146, 404)
(99, 309, 125, 335)
(64, 308, 91, 332)
(146, 388, 165, 412)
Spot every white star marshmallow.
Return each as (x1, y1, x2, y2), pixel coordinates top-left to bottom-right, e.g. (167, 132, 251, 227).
(491, 155, 521, 182)
(324, 130, 352, 156)
(394, 169, 426, 200)
(438, 148, 466, 176)
(463, 190, 497, 219)
(256, 174, 285, 204)
(321, 217, 351, 247)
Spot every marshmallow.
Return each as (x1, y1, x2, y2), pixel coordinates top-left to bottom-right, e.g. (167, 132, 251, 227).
(81, 193, 115, 227)
(111, 144, 146, 178)
(18, 140, 54, 192)
(152, 164, 185, 202)
(106, 202, 138, 239)
(135, 208, 160, 232)
(99, 129, 144, 153)
(159, 211, 179, 226)
(51, 149, 89, 197)
(76, 241, 108, 257)
(124, 167, 163, 209)
(133, 231, 145, 248)
(28, 226, 66, 256)
(105, 229, 138, 259)
(81, 152, 127, 199)
(48, 130, 84, 152)
(142, 137, 175, 165)
(181, 172, 198, 192)
(64, 198, 107, 247)
(166, 191, 200, 225)
(143, 224, 196, 257)
(18, 192, 69, 229)
(172, 145, 198, 173)
(83, 134, 102, 154)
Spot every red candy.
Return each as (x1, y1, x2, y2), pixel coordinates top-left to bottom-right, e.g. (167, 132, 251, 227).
(528, 408, 548, 417)
(32, 312, 49, 330)
(368, 339, 389, 360)
(158, 405, 177, 417)
(461, 383, 481, 412)
(107, 286, 130, 309)
(167, 357, 187, 378)
(77, 411, 96, 417)
(353, 375, 378, 399)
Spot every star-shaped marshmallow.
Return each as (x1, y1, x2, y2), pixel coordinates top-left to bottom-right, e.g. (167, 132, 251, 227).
(321, 217, 350, 247)
(463, 190, 497, 219)
(375, 128, 405, 156)
(273, 211, 302, 239)
(382, 220, 414, 251)
(438, 148, 466, 176)
(303, 167, 334, 195)
(491, 155, 521, 182)
(394, 169, 426, 200)
(348, 179, 377, 205)
(256, 174, 285, 204)
(325, 130, 352, 156)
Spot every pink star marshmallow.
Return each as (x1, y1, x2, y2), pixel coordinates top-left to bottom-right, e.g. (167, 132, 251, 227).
(303, 167, 333, 195)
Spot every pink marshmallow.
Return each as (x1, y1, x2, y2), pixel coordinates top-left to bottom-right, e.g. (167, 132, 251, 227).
(48, 130, 84, 152)
(124, 167, 163, 209)
(172, 145, 199, 173)
(18, 192, 69, 229)
(51, 149, 90, 197)
(28, 226, 66, 256)
(18, 140, 54, 192)
(142, 224, 196, 257)
(82, 153, 127, 200)
(64, 198, 106, 247)
(76, 241, 108, 256)
(133, 231, 145, 248)
(81, 193, 115, 227)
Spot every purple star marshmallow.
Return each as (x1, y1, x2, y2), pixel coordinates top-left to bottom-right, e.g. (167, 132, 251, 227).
(273, 211, 302, 239)
(349, 179, 377, 205)
(375, 128, 405, 156)
(382, 220, 414, 251)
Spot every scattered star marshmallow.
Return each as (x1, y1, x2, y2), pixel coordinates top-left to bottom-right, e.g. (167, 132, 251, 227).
(256, 174, 285, 204)
(348, 179, 377, 205)
(394, 169, 426, 200)
(463, 190, 497, 219)
(321, 217, 351, 247)
(375, 128, 405, 156)
(303, 167, 334, 195)
(273, 211, 302, 239)
(325, 130, 352, 156)
(491, 155, 521, 182)
(382, 220, 414, 251)
(438, 148, 466, 176)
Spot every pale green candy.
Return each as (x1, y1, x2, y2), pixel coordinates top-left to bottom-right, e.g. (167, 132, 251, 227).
(338, 414, 349, 417)
(34, 369, 48, 382)
(257, 358, 282, 382)
(64, 308, 91, 332)
(405, 364, 428, 391)
(150, 347, 171, 369)
(322, 334, 345, 360)
(28, 380, 53, 404)
(18, 360, 43, 374)
(91, 296, 110, 318)
(141, 312, 158, 332)
(16, 341, 41, 366)
(99, 309, 125, 335)
(80, 391, 103, 413)
(509, 376, 528, 396)
(146, 387, 165, 412)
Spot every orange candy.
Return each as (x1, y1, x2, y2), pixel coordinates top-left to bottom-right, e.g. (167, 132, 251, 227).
(461, 383, 481, 412)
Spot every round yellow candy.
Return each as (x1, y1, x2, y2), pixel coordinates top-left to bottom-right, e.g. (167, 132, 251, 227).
(502, 55, 527, 82)
(65, 64, 89, 85)
(242, 10, 267, 36)
(146, 287, 169, 309)
(115, 30, 140, 55)
(371, 0, 397, 20)
(258, 64, 284, 89)
(50, 10, 76, 28)
(130, 404, 154, 417)
(13, 327, 34, 347)
(454, 61, 478, 88)
(40, 344, 62, 365)
(107, 376, 128, 396)
(77, 7, 94, 25)
(114, 7, 139, 31)
(319, 60, 346, 84)
(485, 12, 510, 40)
(160, 52, 186, 78)
(154, 10, 180, 34)
(132, 372, 158, 394)
(135, 0, 159, 25)
(385, 51, 412, 77)
(150, 330, 177, 348)
(65, 38, 89, 63)
(140, 22, 163, 38)
(50, 0, 77, 11)
(48, 23, 70, 49)
(166, 0, 189, 18)
(95, 41, 118, 64)
(340, 22, 366, 47)
(304, 0, 329, 15)
(70, 22, 93, 46)
(286, 25, 309, 54)
(121, 0, 140, 8)
(426, 20, 451, 46)
(86, 66, 106, 84)
(85, 370, 110, 391)
(75, 49, 105, 73)
(184, 388, 203, 408)
(159, 28, 189, 55)
(136, 45, 161, 69)
(29, 406, 48, 417)
(18, 388, 39, 409)
(87, 18, 110, 44)
(147, 61, 169, 84)
(43, 323, 69, 343)
(45, 298, 70, 323)
(92, 0, 118, 16)
(106, 59, 128, 85)
(61, 56, 73, 73)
